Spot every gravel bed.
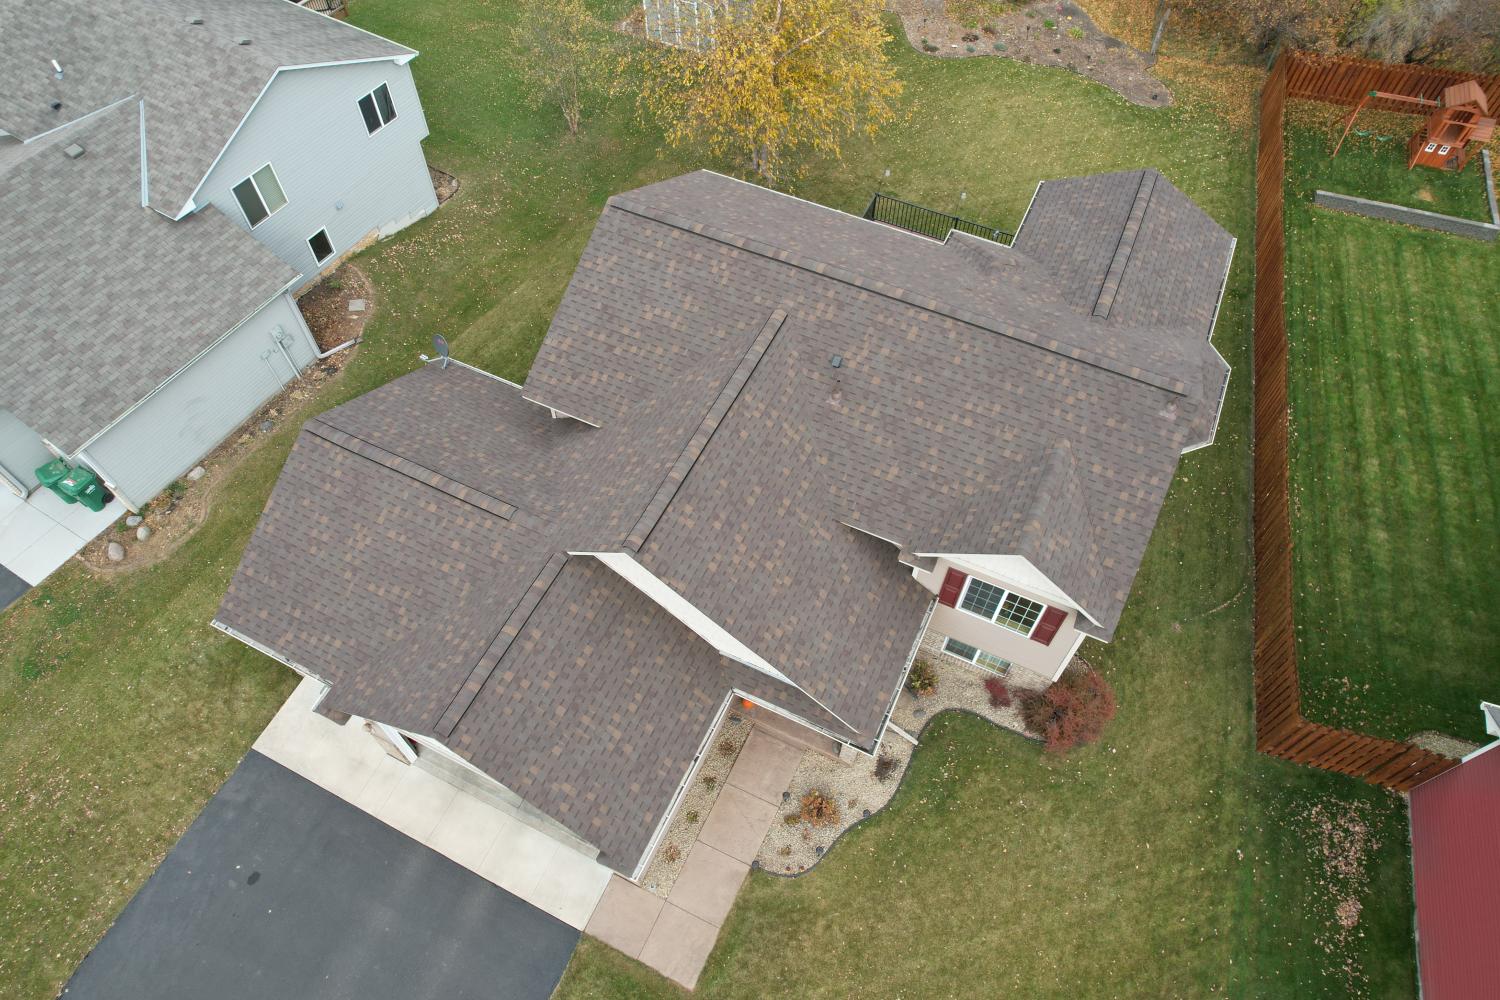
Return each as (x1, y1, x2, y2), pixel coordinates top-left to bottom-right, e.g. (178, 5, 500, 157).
(892, 655, 1049, 741)
(755, 736, 914, 875)
(639, 709, 753, 898)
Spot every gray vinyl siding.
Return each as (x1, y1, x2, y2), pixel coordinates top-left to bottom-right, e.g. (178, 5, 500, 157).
(0, 409, 54, 494)
(79, 293, 315, 509)
(193, 59, 437, 289)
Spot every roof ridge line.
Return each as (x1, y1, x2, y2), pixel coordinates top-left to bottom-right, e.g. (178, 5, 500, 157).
(303, 418, 521, 522)
(606, 195, 1189, 396)
(625, 309, 788, 552)
(1092, 171, 1156, 319)
(434, 551, 570, 738)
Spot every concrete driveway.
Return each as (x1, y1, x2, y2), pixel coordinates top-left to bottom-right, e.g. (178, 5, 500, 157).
(60, 751, 579, 1000)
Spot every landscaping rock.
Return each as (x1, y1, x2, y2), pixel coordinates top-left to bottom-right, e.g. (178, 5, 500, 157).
(107, 542, 125, 562)
(125, 515, 143, 527)
(186, 465, 206, 481)
(136, 525, 151, 542)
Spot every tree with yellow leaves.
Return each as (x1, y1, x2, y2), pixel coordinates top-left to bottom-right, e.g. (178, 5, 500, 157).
(634, 0, 903, 179)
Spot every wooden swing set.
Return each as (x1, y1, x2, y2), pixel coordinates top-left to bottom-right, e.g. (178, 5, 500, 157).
(1333, 81, 1496, 171)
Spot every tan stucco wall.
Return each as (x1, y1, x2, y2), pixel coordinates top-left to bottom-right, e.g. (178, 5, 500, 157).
(911, 557, 1081, 681)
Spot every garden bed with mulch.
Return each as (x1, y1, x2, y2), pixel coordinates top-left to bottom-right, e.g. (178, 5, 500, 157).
(889, 0, 1171, 108)
(639, 708, 754, 898)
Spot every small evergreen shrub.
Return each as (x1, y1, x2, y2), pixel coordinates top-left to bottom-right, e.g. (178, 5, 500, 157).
(906, 657, 938, 697)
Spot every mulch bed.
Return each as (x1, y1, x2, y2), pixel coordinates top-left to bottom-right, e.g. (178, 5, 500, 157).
(889, 0, 1172, 108)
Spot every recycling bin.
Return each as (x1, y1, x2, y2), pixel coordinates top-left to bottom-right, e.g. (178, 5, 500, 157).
(35, 457, 76, 504)
(56, 465, 112, 512)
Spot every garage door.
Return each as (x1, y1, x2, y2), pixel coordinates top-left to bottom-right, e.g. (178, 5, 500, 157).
(0, 408, 53, 496)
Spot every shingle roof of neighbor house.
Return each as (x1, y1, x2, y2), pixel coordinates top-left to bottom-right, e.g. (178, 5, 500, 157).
(1408, 742, 1500, 1000)
(0, 0, 413, 215)
(0, 100, 297, 454)
(217, 168, 1233, 873)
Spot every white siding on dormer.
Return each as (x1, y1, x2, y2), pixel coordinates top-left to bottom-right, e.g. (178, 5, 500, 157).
(192, 60, 437, 288)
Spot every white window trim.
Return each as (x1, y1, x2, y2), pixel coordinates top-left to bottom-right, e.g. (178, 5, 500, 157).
(940, 636, 1012, 676)
(955, 575, 1044, 638)
(233, 161, 286, 229)
(358, 82, 396, 136)
(307, 227, 336, 265)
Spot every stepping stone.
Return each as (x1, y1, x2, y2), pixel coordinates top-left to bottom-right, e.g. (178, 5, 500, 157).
(347, 299, 366, 313)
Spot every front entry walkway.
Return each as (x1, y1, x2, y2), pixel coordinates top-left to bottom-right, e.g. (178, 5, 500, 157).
(254, 678, 613, 929)
(585, 726, 804, 989)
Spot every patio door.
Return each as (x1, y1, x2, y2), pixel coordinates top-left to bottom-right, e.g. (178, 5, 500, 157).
(0, 409, 53, 497)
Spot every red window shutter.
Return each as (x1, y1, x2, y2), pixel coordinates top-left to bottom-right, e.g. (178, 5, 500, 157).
(937, 568, 967, 607)
(1031, 606, 1067, 645)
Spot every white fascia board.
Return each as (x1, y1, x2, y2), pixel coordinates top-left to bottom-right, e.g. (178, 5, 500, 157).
(578, 551, 797, 687)
(1181, 236, 1238, 455)
(175, 55, 412, 220)
(923, 552, 1104, 629)
(521, 394, 601, 428)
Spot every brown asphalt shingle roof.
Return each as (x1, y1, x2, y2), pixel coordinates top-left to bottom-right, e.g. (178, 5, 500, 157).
(219, 168, 1232, 872)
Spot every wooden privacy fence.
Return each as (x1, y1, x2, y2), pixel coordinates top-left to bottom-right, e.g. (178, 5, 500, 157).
(1285, 51, 1500, 115)
(1250, 52, 1473, 792)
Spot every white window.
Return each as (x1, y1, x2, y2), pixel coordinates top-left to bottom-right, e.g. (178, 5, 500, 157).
(231, 163, 286, 228)
(942, 637, 1012, 674)
(308, 228, 334, 264)
(957, 576, 1045, 636)
(358, 83, 397, 134)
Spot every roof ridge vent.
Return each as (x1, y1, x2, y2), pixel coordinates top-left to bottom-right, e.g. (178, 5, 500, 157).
(188, 16, 204, 25)
(237, 37, 252, 45)
(1092, 171, 1157, 320)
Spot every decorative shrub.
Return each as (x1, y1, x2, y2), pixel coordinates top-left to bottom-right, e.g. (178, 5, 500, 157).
(662, 843, 681, 864)
(993, 41, 1005, 51)
(1018, 668, 1117, 754)
(961, 31, 979, 42)
(981, 23, 998, 36)
(784, 812, 802, 825)
(685, 810, 700, 824)
(874, 754, 899, 782)
(1067, 26, 1085, 40)
(923, 42, 939, 52)
(906, 657, 938, 697)
(702, 775, 717, 791)
(799, 789, 841, 827)
(1043, 18, 1056, 29)
(717, 737, 738, 756)
(983, 676, 1012, 708)
(966, 44, 976, 52)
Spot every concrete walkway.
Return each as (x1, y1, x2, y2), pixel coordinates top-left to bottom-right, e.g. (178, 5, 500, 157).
(254, 678, 613, 930)
(585, 727, 803, 989)
(0, 486, 124, 590)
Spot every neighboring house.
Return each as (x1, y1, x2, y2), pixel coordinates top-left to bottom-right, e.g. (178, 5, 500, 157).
(216, 168, 1234, 879)
(0, 0, 437, 510)
(1407, 704, 1500, 1000)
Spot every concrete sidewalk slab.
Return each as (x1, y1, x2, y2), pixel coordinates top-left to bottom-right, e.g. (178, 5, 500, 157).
(698, 784, 779, 864)
(584, 876, 665, 959)
(668, 842, 747, 926)
(637, 904, 720, 990)
(726, 728, 804, 804)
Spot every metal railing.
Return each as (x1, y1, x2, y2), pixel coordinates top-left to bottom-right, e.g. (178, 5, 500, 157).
(862, 192, 1012, 244)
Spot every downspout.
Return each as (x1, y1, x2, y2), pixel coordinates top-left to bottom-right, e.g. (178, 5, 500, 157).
(0, 460, 27, 499)
(317, 336, 360, 359)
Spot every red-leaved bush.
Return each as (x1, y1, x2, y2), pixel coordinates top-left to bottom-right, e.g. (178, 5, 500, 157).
(983, 676, 1011, 708)
(1017, 668, 1116, 754)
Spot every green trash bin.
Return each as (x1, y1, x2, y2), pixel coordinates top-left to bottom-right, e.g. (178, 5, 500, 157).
(35, 458, 76, 504)
(57, 465, 111, 512)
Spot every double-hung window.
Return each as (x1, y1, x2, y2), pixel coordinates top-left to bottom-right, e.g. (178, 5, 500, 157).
(942, 638, 1012, 674)
(957, 577, 1046, 637)
(358, 83, 397, 134)
(231, 164, 287, 228)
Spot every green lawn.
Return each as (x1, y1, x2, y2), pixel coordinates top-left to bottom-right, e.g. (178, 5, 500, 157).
(0, 5, 1419, 999)
(1285, 122, 1500, 745)
(1285, 114, 1493, 221)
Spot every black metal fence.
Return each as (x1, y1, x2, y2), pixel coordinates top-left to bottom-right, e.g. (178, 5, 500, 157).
(862, 193, 1012, 244)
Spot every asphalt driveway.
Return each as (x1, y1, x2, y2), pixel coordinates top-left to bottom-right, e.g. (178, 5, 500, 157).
(61, 751, 579, 1000)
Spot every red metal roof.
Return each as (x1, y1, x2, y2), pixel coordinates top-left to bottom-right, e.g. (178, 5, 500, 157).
(1409, 741, 1500, 1000)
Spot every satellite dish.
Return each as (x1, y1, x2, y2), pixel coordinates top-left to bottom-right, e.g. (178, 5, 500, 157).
(431, 333, 450, 369)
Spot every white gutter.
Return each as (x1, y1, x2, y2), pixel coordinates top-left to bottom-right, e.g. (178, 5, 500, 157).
(1181, 236, 1238, 455)
(631, 691, 735, 882)
(137, 100, 149, 207)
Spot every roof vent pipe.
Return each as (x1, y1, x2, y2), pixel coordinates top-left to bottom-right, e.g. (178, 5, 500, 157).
(51, 59, 63, 80)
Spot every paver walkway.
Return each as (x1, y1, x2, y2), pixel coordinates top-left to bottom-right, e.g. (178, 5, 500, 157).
(585, 726, 804, 988)
(255, 677, 613, 929)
